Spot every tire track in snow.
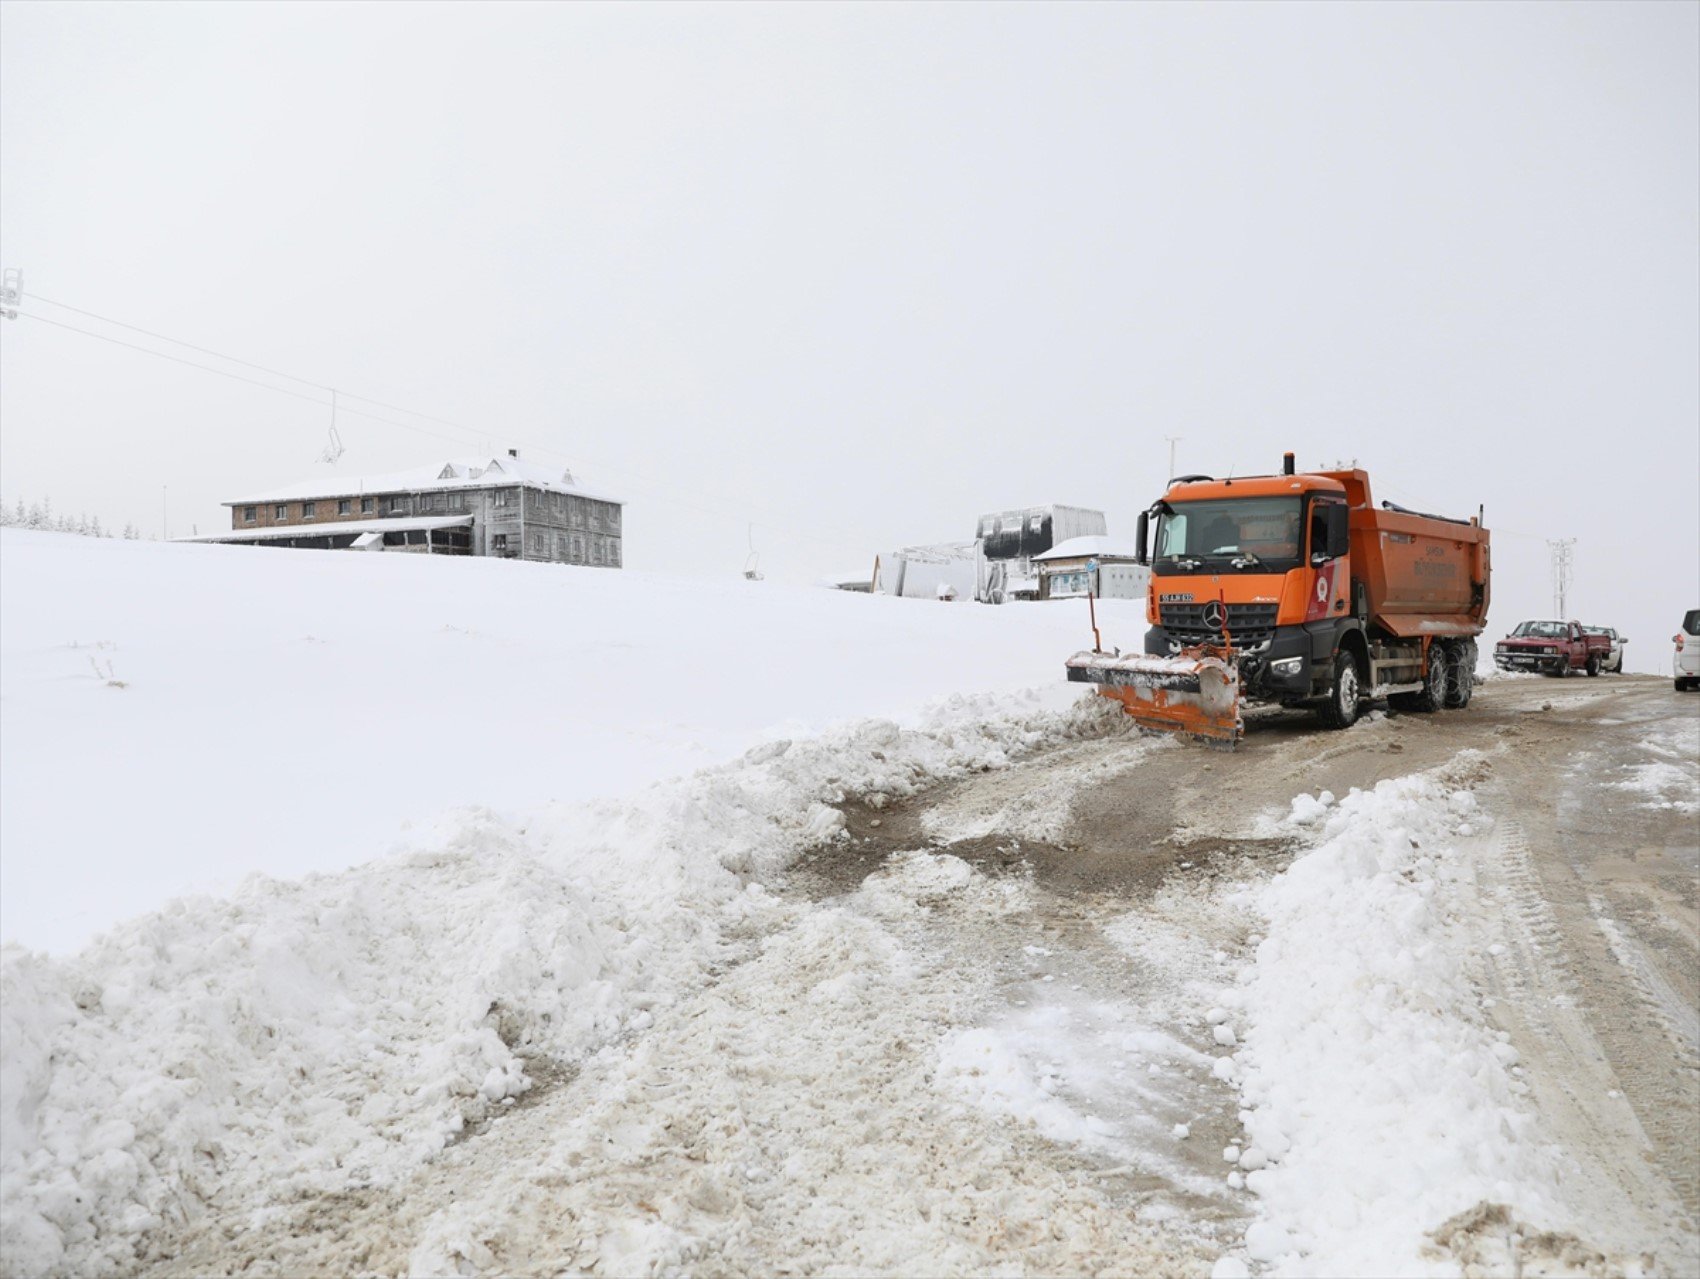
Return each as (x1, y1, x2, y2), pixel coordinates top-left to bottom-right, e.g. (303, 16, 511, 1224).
(1477, 800, 1698, 1258)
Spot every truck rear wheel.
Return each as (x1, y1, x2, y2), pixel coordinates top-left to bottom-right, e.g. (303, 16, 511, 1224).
(1394, 646, 1448, 713)
(1585, 655, 1600, 677)
(1317, 652, 1362, 730)
(1444, 643, 1474, 708)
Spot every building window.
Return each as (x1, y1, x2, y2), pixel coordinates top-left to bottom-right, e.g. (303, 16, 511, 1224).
(493, 489, 513, 508)
(556, 533, 567, 557)
(361, 497, 374, 514)
(302, 502, 316, 519)
(275, 504, 288, 521)
(243, 506, 256, 523)
(338, 499, 352, 516)
(608, 506, 620, 530)
(552, 492, 563, 512)
(492, 533, 508, 554)
(532, 532, 545, 553)
(389, 496, 408, 514)
(446, 492, 462, 510)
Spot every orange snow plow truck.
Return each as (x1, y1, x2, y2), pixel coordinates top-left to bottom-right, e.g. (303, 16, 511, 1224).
(1067, 454, 1490, 745)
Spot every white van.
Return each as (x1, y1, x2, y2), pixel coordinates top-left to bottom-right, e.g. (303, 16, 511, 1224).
(1676, 609, 1700, 691)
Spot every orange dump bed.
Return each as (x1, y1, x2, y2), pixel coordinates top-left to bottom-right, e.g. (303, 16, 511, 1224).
(1320, 470, 1490, 638)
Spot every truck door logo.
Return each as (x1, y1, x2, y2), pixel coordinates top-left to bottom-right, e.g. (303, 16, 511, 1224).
(1307, 561, 1337, 622)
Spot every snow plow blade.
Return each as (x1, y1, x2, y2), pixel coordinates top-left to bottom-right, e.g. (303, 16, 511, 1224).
(1066, 650, 1243, 746)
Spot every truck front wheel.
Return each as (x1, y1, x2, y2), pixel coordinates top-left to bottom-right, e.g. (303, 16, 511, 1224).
(1317, 652, 1362, 730)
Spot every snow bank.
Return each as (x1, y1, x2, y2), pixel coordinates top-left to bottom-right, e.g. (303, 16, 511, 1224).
(1614, 718, 1700, 814)
(1614, 761, 1700, 814)
(1209, 763, 1570, 1277)
(0, 529, 1143, 953)
(0, 691, 1129, 1278)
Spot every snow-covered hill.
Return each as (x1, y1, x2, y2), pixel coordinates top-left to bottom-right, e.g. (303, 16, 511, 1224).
(0, 529, 1138, 953)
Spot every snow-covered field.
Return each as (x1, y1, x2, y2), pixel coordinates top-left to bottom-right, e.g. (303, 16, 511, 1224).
(0, 529, 1139, 953)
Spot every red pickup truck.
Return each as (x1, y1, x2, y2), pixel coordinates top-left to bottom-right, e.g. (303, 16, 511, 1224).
(1493, 620, 1614, 677)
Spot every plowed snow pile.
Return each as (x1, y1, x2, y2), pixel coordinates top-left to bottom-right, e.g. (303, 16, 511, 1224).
(0, 687, 1128, 1277)
(1202, 760, 1593, 1277)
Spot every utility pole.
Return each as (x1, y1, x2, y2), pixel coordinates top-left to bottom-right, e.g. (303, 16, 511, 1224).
(1548, 538, 1575, 618)
(1164, 436, 1181, 482)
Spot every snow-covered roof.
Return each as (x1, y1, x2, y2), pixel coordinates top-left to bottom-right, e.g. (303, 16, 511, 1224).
(226, 456, 622, 506)
(181, 514, 474, 543)
(1033, 535, 1142, 563)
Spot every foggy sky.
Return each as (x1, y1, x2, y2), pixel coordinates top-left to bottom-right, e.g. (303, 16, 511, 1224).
(2, 2, 1695, 671)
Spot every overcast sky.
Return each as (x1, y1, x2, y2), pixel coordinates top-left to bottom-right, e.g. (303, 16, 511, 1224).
(2, 2, 1695, 668)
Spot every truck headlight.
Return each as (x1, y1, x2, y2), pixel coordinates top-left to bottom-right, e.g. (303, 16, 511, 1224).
(1270, 656, 1303, 675)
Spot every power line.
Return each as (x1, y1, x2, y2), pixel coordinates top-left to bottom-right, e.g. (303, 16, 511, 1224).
(17, 312, 332, 406)
(14, 292, 672, 477)
(24, 293, 331, 391)
(21, 294, 528, 447)
(25, 292, 515, 436)
(11, 297, 872, 553)
(16, 312, 487, 447)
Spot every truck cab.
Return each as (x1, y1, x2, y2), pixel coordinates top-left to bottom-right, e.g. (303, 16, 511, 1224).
(1141, 473, 1352, 702)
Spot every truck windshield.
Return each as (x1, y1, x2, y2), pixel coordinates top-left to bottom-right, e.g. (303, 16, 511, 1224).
(1154, 497, 1302, 572)
(1511, 621, 1568, 638)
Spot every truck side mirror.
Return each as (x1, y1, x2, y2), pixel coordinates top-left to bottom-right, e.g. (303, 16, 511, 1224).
(1324, 505, 1350, 558)
(1134, 510, 1149, 566)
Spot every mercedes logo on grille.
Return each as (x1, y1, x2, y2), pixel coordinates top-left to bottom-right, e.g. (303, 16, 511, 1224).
(1203, 601, 1225, 630)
